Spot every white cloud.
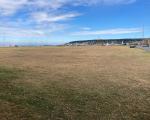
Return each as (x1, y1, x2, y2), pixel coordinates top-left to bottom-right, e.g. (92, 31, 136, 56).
(0, 23, 67, 37)
(0, 0, 27, 15)
(0, 27, 45, 37)
(98, 0, 136, 5)
(0, 0, 137, 16)
(80, 27, 92, 30)
(72, 28, 142, 36)
(32, 12, 81, 23)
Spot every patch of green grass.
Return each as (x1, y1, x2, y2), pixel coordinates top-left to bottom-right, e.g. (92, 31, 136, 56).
(0, 67, 53, 119)
(0, 67, 21, 81)
(0, 66, 26, 101)
(0, 67, 67, 119)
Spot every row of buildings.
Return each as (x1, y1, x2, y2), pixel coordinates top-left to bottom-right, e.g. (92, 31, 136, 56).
(65, 38, 150, 47)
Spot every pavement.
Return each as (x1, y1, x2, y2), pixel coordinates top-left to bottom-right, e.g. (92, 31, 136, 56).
(136, 46, 150, 52)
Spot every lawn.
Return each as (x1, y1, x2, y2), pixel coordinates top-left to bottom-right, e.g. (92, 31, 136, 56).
(0, 46, 150, 120)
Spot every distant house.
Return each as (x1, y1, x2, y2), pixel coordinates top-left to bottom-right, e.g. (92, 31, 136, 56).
(148, 40, 150, 46)
(140, 39, 150, 47)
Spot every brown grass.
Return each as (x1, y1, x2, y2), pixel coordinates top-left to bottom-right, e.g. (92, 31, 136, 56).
(0, 46, 150, 120)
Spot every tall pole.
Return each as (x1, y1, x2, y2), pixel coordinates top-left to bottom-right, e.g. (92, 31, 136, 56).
(142, 25, 145, 46)
(142, 25, 149, 46)
(3, 31, 5, 46)
(142, 25, 145, 40)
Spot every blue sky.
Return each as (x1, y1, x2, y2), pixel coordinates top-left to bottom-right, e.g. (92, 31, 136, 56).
(0, 0, 149, 45)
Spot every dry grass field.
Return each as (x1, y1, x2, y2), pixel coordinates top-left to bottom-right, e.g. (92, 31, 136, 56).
(0, 46, 150, 120)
